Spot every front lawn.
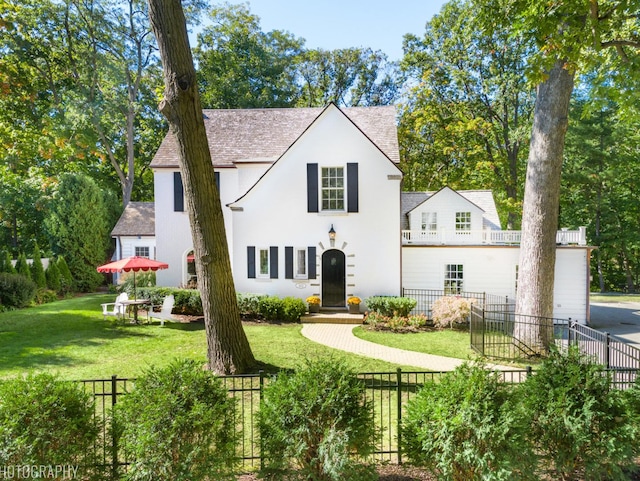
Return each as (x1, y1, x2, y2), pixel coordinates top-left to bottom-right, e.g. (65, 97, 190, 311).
(0, 294, 420, 380)
(353, 325, 476, 360)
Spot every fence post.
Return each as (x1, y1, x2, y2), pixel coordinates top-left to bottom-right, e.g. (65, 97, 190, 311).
(396, 368, 402, 465)
(111, 375, 118, 481)
(526, 366, 532, 380)
(605, 333, 611, 369)
(259, 370, 265, 472)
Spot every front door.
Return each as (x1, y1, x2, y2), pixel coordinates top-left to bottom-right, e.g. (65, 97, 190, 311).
(322, 249, 345, 307)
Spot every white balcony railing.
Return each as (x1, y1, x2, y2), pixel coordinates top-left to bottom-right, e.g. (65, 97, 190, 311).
(401, 226, 587, 246)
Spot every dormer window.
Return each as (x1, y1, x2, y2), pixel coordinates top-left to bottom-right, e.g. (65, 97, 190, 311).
(421, 212, 437, 231)
(455, 212, 471, 232)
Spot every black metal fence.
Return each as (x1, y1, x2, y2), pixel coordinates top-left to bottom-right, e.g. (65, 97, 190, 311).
(80, 369, 532, 476)
(402, 288, 513, 318)
(470, 305, 640, 380)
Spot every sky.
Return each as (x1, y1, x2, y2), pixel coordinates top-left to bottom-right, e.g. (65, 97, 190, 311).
(221, 0, 449, 61)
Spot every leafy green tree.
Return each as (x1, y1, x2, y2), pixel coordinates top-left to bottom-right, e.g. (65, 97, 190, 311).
(195, 3, 303, 108)
(296, 47, 400, 107)
(400, 0, 535, 228)
(46, 173, 110, 292)
(29, 243, 46, 289)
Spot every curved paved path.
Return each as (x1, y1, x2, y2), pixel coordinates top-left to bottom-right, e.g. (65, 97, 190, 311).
(301, 323, 514, 371)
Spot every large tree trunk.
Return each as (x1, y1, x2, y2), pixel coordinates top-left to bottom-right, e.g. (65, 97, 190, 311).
(147, 0, 255, 374)
(515, 59, 574, 351)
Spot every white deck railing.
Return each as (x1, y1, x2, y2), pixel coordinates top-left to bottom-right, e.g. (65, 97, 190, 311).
(401, 226, 587, 246)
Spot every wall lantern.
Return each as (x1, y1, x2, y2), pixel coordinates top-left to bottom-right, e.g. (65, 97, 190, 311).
(328, 224, 336, 240)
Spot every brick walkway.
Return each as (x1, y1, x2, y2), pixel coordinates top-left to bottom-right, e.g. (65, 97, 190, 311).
(301, 323, 513, 371)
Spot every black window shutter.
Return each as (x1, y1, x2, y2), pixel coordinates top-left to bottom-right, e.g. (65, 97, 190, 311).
(247, 246, 256, 278)
(347, 163, 358, 212)
(307, 163, 319, 213)
(214, 171, 220, 192)
(270, 246, 278, 279)
(308, 246, 316, 279)
(173, 172, 184, 212)
(285, 247, 293, 279)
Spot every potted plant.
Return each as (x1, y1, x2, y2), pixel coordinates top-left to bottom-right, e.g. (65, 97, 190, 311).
(347, 296, 361, 314)
(306, 295, 321, 313)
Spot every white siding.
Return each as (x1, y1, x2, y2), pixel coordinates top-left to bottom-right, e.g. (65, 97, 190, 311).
(402, 245, 590, 322)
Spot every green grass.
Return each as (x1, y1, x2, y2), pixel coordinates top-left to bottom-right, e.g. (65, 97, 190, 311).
(353, 325, 477, 360)
(0, 294, 420, 380)
(590, 292, 640, 303)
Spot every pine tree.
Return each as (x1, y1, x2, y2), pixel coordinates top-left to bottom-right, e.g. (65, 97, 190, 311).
(46, 257, 61, 293)
(15, 253, 31, 280)
(56, 256, 74, 294)
(30, 244, 47, 289)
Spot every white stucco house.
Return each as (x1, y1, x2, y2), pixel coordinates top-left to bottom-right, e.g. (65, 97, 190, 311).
(115, 103, 593, 322)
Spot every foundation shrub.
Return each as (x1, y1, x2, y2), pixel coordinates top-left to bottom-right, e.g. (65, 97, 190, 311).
(113, 359, 238, 481)
(258, 295, 284, 321)
(0, 373, 100, 471)
(520, 346, 640, 480)
(403, 362, 535, 481)
(365, 296, 417, 317)
(237, 293, 266, 317)
(259, 357, 377, 480)
(281, 296, 307, 322)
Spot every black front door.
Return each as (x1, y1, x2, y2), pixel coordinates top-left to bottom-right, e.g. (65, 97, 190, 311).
(322, 249, 345, 307)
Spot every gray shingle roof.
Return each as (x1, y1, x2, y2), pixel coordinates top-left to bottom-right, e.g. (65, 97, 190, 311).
(111, 202, 155, 237)
(150, 104, 400, 168)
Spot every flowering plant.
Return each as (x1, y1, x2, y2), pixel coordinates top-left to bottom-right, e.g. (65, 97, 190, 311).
(306, 296, 321, 305)
(347, 296, 361, 305)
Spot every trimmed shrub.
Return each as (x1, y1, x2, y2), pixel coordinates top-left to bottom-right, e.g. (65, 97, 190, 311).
(30, 243, 46, 289)
(281, 296, 306, 322)
(259, 357, 377, 480)
(33, 288, 58, 305)
(520, 346, 639, 480)
(0, 272, 37, 308)
(237, 293, 265, 318)
(114, 359, 238, 481)
(365, 296, 416, 317)
(432, 296, 473, 328)
(14, 252, 31, 280)
(258, 295, 284, 321)
(56, 255, 74, 295)
(0, 251, 16, 274)
(403, 362, 535, 480)
(0, 373, 100, 471)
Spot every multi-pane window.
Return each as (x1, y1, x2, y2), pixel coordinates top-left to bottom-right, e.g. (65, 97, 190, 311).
(455, 212, 471, 232)
(321, 167, 344, 211)
(259, 248, 269, 277)
(444, 264, 464, 294)
(421, 212, 437, 231)
(135, 246, 150, 258)
(295, 248, 307, 278)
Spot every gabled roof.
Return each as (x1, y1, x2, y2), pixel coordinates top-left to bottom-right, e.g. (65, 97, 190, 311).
(401, 189, 501, 230)
(149, 104, 400, 168)
(111, 202, 155, 237)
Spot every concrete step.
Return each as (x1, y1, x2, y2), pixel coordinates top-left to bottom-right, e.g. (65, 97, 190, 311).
(301, 311, 364, 324)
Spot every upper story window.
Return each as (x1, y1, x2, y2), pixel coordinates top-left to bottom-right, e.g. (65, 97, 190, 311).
(321, 167, 345, 211)
(421, 212, 437, 231)
(135, 246, 150, 258)
(455, 212, 471, 232)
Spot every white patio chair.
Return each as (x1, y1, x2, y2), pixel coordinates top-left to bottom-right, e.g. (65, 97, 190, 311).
(149, 295, 175, 327)
(101, 292, 129, 320)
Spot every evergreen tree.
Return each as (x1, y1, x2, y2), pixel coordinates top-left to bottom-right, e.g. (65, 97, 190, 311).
(30, 243, 47, 289)
(56, 256, 74, 295)
(45, 257, 61, 293)
(15, 253, 31, 280)
(3, 252, 16, 275)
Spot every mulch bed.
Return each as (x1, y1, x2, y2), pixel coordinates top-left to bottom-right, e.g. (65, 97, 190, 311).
(236, 465, 437, 480)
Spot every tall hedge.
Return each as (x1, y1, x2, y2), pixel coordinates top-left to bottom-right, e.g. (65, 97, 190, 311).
(45, 173, 111, 292)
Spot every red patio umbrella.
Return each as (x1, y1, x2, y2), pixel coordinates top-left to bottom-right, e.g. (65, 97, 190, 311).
(97, 256, 169, 300)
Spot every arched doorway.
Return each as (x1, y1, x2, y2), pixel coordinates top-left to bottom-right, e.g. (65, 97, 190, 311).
(322, 249, 345, 307)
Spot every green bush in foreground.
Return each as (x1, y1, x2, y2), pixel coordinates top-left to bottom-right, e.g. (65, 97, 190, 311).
(0, 272, 37, 308)
(365, 296, 417, 317)
(0, 373, 100, 471)
(259, 357, 377, 480)
(521, 346, 640, 480)
(403, 362, 535, 481)
(114, 359, 238, 481)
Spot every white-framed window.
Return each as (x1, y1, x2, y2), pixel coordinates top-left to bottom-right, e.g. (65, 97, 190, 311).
(295, 248, 307, 279)
(421, 212, 437, 231)
(444, 264, 464, 294)
(321, 167, 345, 211)
(135, 246, 150, 258)
(455, 212, 471, 232)
(258, 248, 270, 278)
